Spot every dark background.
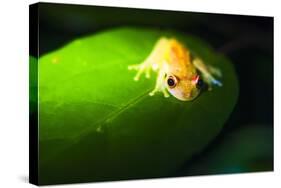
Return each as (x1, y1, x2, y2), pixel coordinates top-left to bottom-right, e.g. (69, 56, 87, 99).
(37, 2, 273, 176)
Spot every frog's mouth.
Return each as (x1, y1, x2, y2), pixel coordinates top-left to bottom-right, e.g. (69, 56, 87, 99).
(184, 89, 200, 101)
(169, 87, 200, 101)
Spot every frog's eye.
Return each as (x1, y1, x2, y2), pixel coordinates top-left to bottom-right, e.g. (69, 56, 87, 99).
(167, 75, 178, 88)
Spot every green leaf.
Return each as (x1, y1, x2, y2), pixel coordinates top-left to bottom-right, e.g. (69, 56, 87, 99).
(37, 27, 238, 184)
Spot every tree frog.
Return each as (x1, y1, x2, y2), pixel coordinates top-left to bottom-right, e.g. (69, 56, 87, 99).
(128, 37, 222, 101)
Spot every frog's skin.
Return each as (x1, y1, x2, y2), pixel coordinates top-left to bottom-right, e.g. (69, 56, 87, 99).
(128, 37, 222, 101)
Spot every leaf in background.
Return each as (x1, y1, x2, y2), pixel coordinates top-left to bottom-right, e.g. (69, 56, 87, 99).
(36, 27, 238, 184)
(29, 56, 38, 105)
(177, 125, 273, 175)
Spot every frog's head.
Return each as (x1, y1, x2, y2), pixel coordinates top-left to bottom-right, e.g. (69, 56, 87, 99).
(165, 74, 203, 101)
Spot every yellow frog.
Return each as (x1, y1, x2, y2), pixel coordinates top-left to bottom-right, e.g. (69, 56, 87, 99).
(128, 37, 222, 101)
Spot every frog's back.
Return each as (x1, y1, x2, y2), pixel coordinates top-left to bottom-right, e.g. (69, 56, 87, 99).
(167, 38, 197, 78)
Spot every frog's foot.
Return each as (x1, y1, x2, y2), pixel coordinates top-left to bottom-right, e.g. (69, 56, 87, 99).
(148, 68, 169, 98)
(193, 57, 223, 88)
(128, 63, 151, 81)
(149, 88, 170, 98)
(201, 71, 222, 87)
(162, 89, 170, 98)
(203, 74, 223, 89)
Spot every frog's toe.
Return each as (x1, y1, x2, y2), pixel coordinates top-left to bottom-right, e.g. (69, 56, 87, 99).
(164, 94, 170, 98)
(163, 90, 170, 98)
(212, 79, 223, 87)
(149, 89, 158, 96)
(145, 70, 151, 78)
(128, 64, 140, 70)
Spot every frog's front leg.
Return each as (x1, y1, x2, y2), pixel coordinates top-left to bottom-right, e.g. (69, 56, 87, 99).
(149, 67, 170, 98)
(192, 57, 222, 88)
(128, 59, 169, 97)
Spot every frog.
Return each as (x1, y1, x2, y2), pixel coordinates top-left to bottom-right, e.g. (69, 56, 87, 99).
(128, 37, 222, 101)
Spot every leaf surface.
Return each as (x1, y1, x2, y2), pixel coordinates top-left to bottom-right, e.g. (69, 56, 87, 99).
(36, 27, 239, 184)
